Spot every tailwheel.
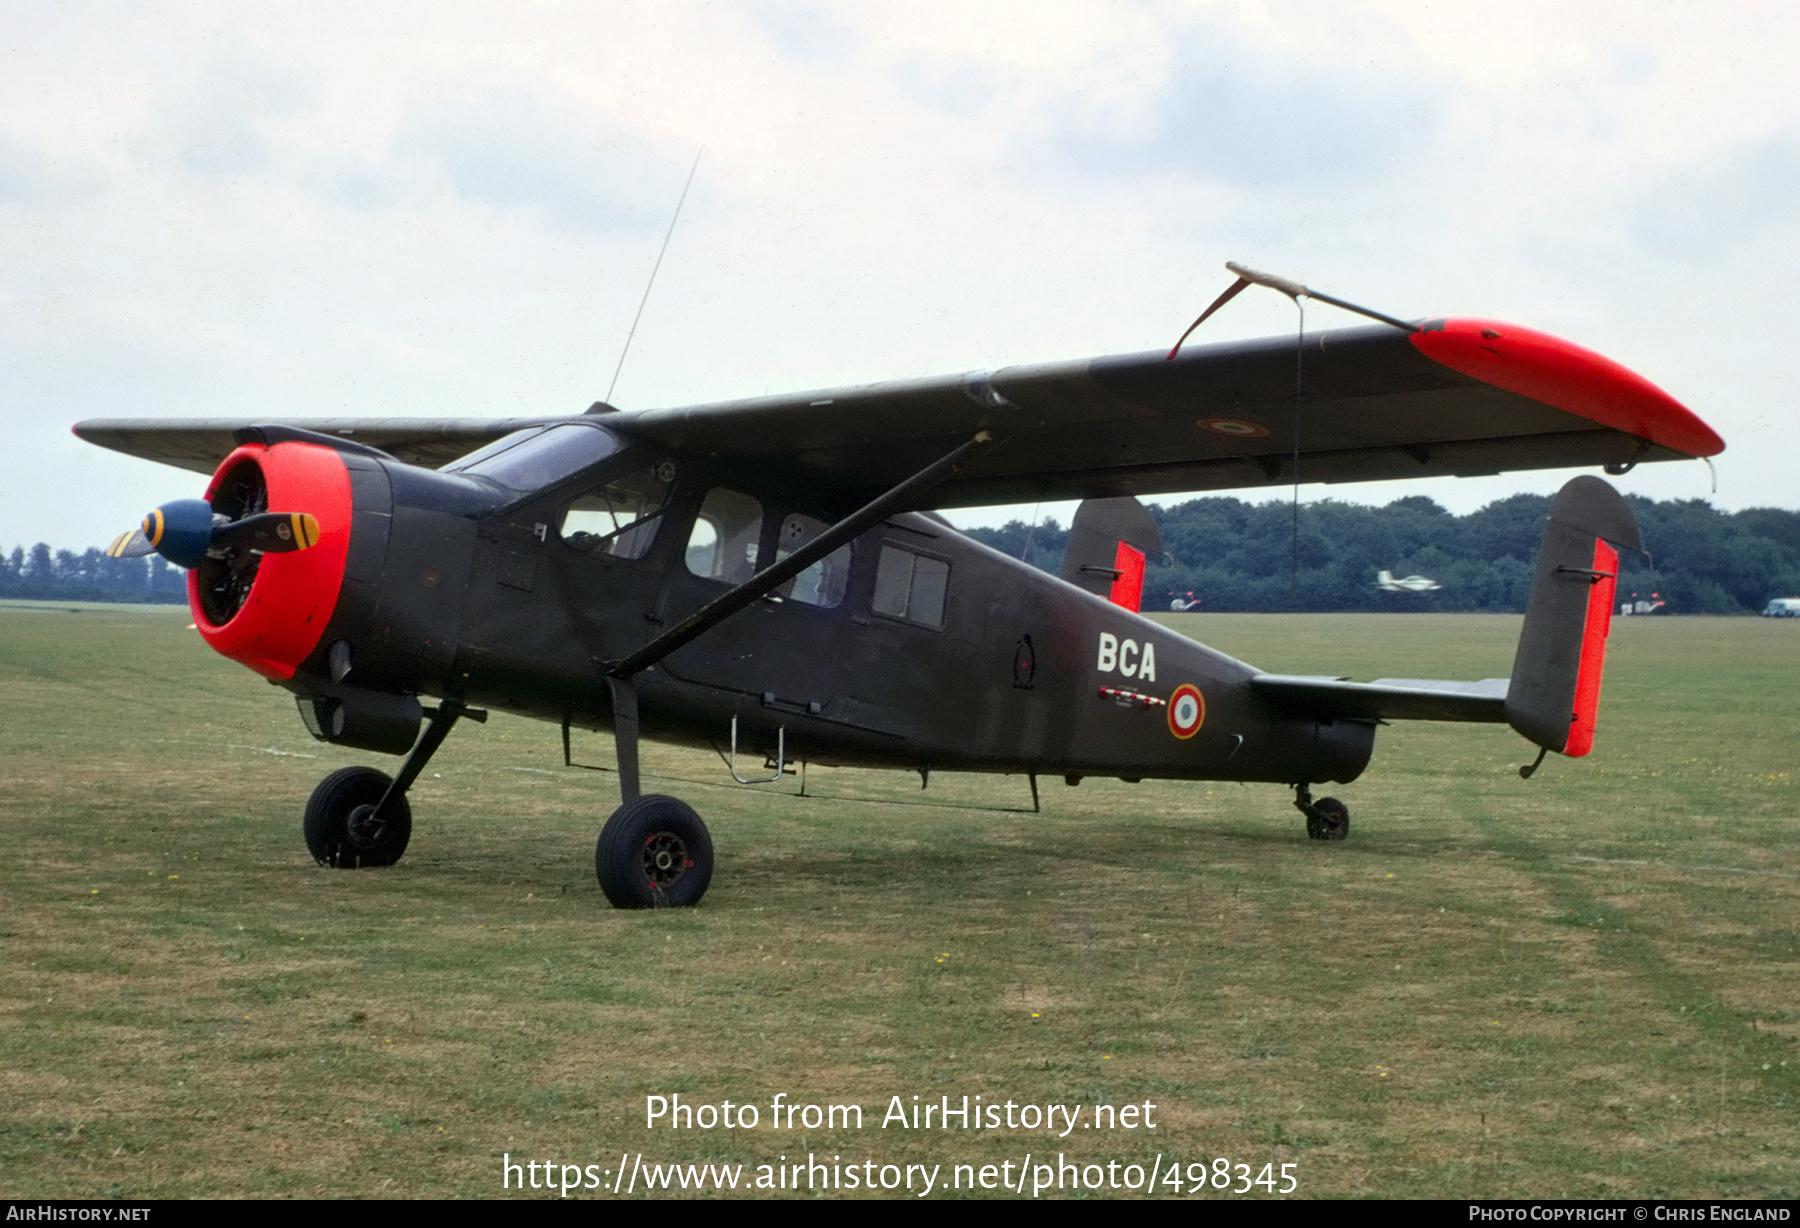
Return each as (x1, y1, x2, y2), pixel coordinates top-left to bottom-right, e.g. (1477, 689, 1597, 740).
(304, 766, 412, 867)
(595, 794, 714, 909)
(1294, 784, 1350, 842)
(1309, 796, 1350, 841)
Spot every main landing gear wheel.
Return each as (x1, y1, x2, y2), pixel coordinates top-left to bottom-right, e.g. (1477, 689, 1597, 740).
(304, 766, 412, 868)
(595, 794, 714, 909)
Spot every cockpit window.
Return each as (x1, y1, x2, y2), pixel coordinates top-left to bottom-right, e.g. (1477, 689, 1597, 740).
(444, 423, 622, 492)
(559, 462, 676, 560)
(442, 427, 544, 474)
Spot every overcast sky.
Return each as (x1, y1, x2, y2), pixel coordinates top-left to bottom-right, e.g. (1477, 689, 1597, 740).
(3, 1, 1794, 552)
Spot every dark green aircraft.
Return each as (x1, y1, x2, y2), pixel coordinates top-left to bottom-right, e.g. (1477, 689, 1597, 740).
(79, 302, 1723, 908)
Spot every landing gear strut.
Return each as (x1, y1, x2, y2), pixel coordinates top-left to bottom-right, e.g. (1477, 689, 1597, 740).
(302, 697, 485, 868)
(592, 678, 714, 908)
(1293, 783, 1350, 841)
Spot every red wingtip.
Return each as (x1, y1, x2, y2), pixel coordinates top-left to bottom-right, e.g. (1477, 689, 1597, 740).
(1412, 319, 1724, 460)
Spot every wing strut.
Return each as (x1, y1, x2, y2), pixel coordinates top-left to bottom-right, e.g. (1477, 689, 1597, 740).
(1164, 262, 1418, 594)
(603, 430, 1002, 682)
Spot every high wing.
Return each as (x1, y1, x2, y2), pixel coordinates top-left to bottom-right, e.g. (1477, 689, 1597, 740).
(75, 317, 1722, 506)
(72, 417, 561, 475)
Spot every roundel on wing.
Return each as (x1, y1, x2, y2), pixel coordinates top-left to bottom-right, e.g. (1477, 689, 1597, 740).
(1197, 417, 1270, 438)
(1168, 683, 1205, 739)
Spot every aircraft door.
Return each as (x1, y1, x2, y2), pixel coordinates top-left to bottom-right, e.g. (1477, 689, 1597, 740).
(546, 460, 678, 654)
(656, 488, 859, 726)
(460, 456, 675, 703)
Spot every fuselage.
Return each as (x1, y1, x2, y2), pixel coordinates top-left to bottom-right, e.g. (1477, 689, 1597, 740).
(196, 428, 1374, 789)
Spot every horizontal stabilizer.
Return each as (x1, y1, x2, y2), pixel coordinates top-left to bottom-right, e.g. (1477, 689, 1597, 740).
(1251, 674, 1508, 723)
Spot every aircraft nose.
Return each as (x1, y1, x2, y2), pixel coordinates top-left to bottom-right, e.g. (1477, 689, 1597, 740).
(188, 440, 355, 680)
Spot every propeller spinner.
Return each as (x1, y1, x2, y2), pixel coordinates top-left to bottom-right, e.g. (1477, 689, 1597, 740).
(108, 499, 320, 570)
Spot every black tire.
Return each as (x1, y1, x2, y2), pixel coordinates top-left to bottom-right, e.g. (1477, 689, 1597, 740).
(595, 794, 713, 909)
(1309, 796, 1350, 841)
(304, 766, 412, 868)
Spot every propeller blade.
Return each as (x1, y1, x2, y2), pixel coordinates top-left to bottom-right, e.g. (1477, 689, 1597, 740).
(107, 529, 156, 558)
(110, 499, 320, 570)
(209, 512, 321, 554)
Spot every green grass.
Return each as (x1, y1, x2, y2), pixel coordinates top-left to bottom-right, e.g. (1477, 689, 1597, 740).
(1, 604, 1796, 1198)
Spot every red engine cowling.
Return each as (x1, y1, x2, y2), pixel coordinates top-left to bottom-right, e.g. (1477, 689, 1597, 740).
(190, 441, 353, 680)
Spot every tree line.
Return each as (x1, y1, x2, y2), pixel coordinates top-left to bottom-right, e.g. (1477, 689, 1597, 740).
(0, 543, 189, 603)
(960, 494, 1800, 614)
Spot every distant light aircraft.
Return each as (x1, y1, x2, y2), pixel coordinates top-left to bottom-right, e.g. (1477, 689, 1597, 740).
(1169, 592, 1201, 612)
(79, 269, 1723, 907)
(1376, 570, 1443, 593)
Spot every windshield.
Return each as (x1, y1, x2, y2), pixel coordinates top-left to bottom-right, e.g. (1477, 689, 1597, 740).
(443, 428, 544, 473)
(444, 423, 623, 492)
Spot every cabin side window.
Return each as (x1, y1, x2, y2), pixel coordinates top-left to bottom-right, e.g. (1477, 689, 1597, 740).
(871, 543, 949, 628)
(772, 514, 850, 609)
(685, 489, 764, 584)
(558, 462, 675, 560)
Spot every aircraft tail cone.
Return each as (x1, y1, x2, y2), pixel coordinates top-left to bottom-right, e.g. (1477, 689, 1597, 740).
(1505, 476, 1642, 757)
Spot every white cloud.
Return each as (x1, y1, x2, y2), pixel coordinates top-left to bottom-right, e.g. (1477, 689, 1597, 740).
(0, 0, 1793, 554)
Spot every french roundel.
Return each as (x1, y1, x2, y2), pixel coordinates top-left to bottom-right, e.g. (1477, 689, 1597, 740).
(1168, 684, 1205, 739)
(1197, 417, 1270, 438)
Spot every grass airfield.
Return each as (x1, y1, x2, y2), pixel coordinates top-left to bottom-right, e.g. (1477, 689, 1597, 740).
(1, 603, 1796, 1200)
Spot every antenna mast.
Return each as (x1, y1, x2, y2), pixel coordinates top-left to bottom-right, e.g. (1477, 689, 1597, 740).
(606, 146, 703, 404)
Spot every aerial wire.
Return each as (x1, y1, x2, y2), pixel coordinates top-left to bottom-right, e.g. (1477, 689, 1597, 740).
(1291, 297, 1304, 597)
(1167, 261, 1416, 596)
(1019, 502, 1043, 566)
(606, 146, 704, 405)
